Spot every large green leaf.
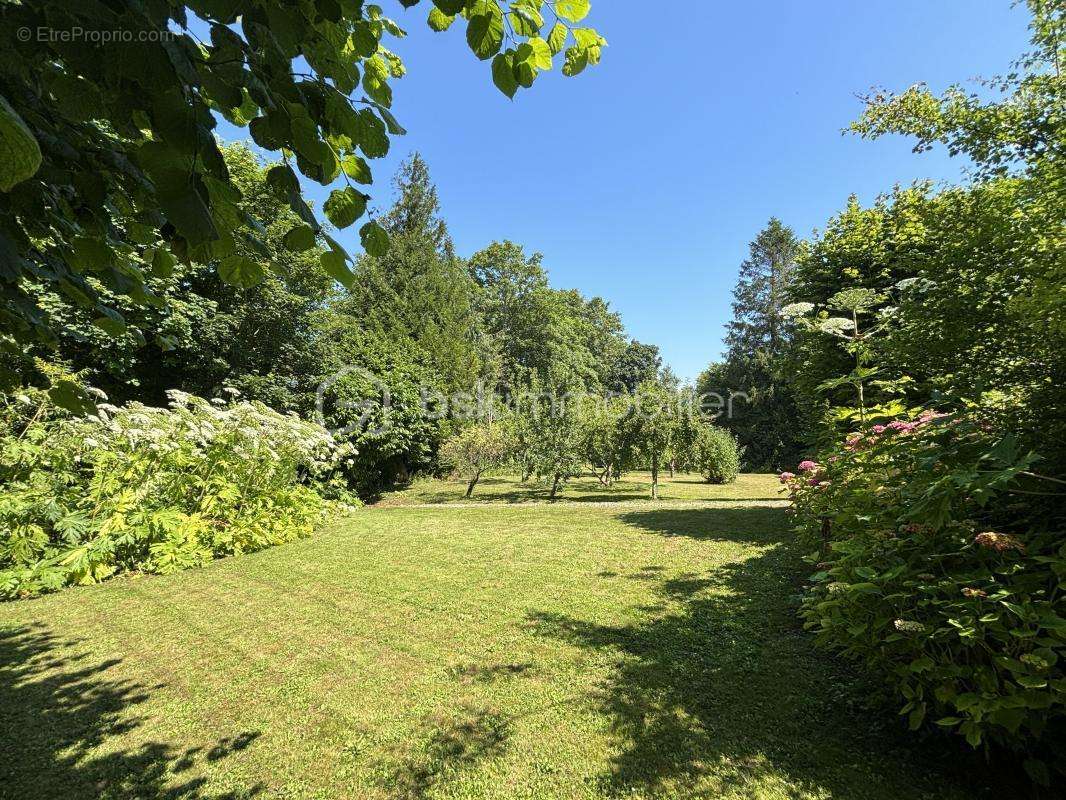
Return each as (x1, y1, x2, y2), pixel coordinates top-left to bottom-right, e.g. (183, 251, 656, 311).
(324, 186, 369, 229)
(341, 154, 373, 184)
(466, 1, 504, 60)
(432, 0, 466, 14)
(528, 37, 553, 70)
(282, 224, 317, 252)
(48, 379, 96, 415)
(492, 51, 519, 98)
(0, 95, 43, 191)
(555, 0, 590, 22)
(321, 242, 356, 288)
(360, 220, 390, 256)
(218, 254, 266, 288)
(427, 7, 455, 31)
(546, 22, 568, 54)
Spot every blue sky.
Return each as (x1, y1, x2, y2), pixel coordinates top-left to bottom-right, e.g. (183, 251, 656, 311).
(216, 1, 1032, 382)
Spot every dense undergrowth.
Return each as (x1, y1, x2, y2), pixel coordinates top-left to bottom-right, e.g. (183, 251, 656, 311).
(0, 383, 355, 599)
(784, 411, 1066, 784)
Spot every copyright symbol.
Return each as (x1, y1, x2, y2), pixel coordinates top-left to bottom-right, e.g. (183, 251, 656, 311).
(17, 27, 31, 42)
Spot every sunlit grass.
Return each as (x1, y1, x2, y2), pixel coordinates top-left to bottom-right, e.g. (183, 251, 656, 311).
(0, 503, 987, 799)
(379, 471, 785, 506)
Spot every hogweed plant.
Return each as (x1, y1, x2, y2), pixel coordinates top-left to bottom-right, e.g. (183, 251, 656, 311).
(0, 386, 355, 598)
(784, 286, 887, 427)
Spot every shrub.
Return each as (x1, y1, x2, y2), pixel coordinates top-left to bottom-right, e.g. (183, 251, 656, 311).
(784, 410, 1066, 784)
(0, 389, 353, 599)
(439, 423, 514, 497)
(692, 425, 740, 484)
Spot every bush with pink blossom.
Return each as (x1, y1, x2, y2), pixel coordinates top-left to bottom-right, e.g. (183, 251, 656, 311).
(786, 409, 1066, 782)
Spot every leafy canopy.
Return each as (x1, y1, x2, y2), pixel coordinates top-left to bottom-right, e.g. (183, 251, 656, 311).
(0, 1, 605, 372)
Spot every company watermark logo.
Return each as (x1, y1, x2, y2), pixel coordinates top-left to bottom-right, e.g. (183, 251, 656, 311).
(314, 367, 749, 437)
(18, 26, 179, 44)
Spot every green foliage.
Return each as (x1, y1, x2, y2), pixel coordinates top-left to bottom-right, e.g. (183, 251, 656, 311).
(689, 424, 741, 485)
(469, 240, 647, 394)
(581, 395, 639, 485)
(314, 322, 451, 498)
(343, 154, 482, 394)
(764, 7, 1066, 784)
(0, 0, 604, 369)
(6, 142, 337, 413)
(524, 376, 585, 498)
(628, 380, 677, 499)
(783, 412, 1066, 779)
(703, 218, 804, 471)
(0, 386, 352, 599)
(439, 422, 514, 496)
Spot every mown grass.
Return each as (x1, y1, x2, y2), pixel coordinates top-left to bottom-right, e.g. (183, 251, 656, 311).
(0, 503, 993, 799)
(378, 471, 785, 505)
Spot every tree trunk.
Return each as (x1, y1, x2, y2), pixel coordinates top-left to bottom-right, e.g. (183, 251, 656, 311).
(668, 459, 675, 478)
(521, 464, 532, 482)
(550, 473, 562, 499)
(465, 470, 481, 498)
(651, 453, 659, 500)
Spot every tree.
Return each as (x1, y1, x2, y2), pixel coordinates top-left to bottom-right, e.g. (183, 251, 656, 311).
(628, 380, 676, 500)
(688, 424, 740, 484)
(469, 241, 554, 387)
(705, 219, 805, 470)
(724, 218, 800, 358)
(850, 0, 1064, 336)
(469, 240, 637, 393)
(609, 340, 662, 393)
(582, 395, 638, 485)
(342, 153, 481, 391)
(9, 142, 336, 410)
(0, 0, 605, 405)
(439, 423, 513, 497)
(526, 375, 585, 499)
(314, 318, 451, 498)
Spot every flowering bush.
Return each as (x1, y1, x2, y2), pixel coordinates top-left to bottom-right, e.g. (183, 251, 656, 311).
(785, 410, 1066, 784)
(0, 389, 355, 598)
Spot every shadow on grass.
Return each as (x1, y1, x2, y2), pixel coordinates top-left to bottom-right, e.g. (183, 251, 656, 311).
(377, 704, 511, 799)
(618, 507, 788, 543)
(527, 507, 986, 799)
(0, 624, 262, 800)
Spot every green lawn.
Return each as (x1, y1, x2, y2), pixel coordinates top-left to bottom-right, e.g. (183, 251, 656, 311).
(379, 471, 786, 505)
(0, 503, 988, 799)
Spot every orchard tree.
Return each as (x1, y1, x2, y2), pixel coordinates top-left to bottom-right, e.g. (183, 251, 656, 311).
(527, 376, 585, 499)
(629, 380, 676, 500)
(582, 395, 637, 485)
(0, 0, 606, 406)
(439, 422, 513, 497)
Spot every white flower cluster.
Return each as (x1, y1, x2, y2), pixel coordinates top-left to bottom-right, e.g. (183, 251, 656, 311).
(68, 390, 355, 485)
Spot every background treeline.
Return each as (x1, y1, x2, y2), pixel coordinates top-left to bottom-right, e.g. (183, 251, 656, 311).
(711, 2, 1064, 784)
(14, 146, 666, 497)
(0, 143, 741, 598)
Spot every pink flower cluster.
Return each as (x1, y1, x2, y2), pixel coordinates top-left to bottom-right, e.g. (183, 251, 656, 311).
(844, 410, 952, 451)
(781, 460, 831, 492)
